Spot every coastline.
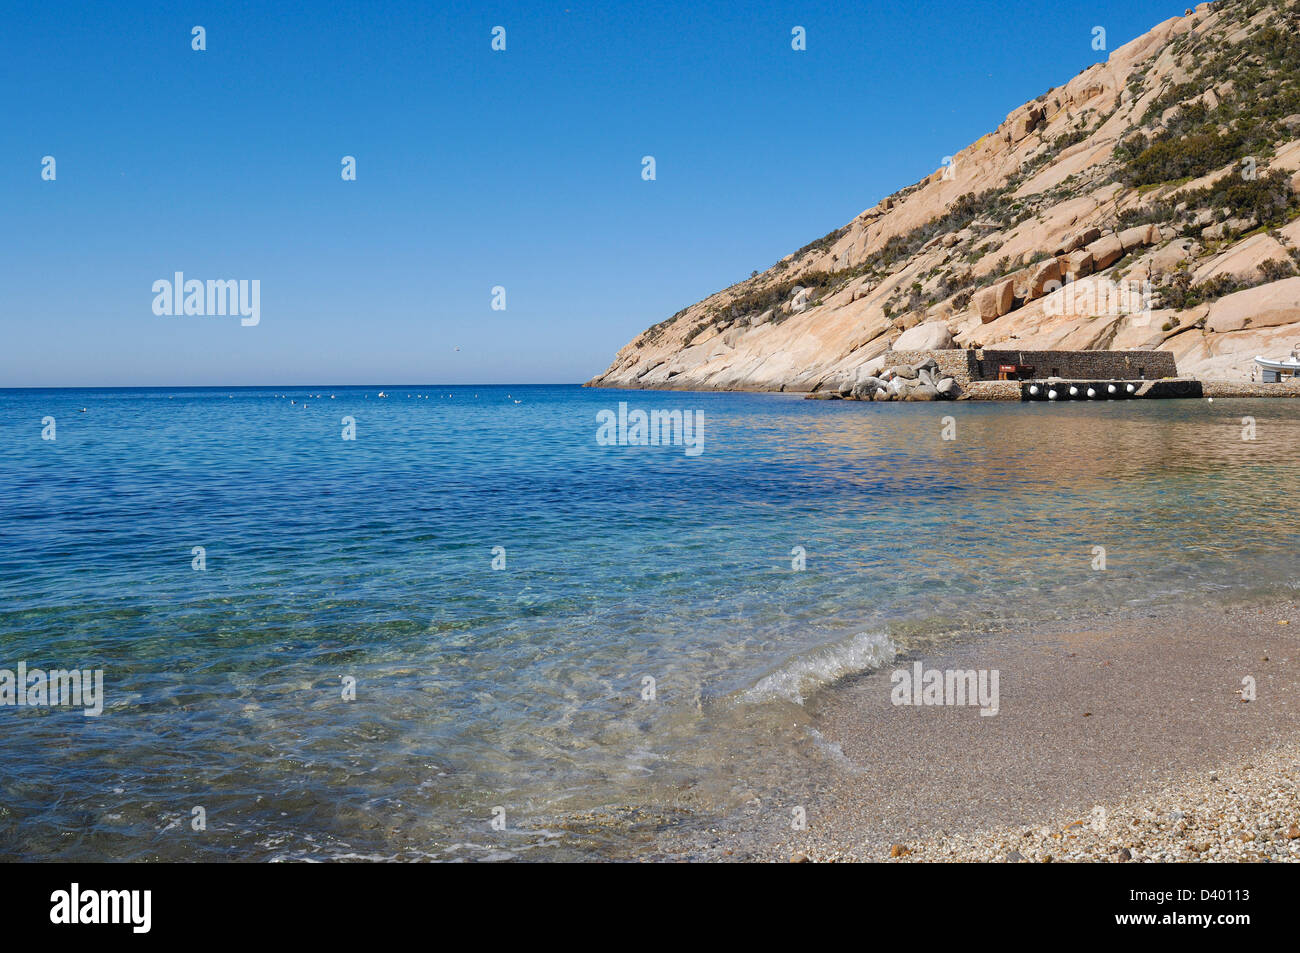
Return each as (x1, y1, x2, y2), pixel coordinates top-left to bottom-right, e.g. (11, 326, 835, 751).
(585, 378, 1300, 400)
(646, 598, 1300, 862)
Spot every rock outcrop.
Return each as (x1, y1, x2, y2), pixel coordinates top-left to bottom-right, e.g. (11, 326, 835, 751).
(824, 354, 960, 402)
(893, 322, 955, 351)
(590, 0, 1300, 392)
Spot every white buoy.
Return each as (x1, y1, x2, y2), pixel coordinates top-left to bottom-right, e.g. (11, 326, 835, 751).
(1048, 389, 1059, 400)
(1107, 384, 1117, 395)
(1126, 383, 1136, 394)
(1029, 385, 1040, 396)
(1087, 387, 1097, 398)
(1069, 386, 1079, 397)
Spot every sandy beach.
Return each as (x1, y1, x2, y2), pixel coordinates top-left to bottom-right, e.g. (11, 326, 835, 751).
(650, 599, 1300, 862)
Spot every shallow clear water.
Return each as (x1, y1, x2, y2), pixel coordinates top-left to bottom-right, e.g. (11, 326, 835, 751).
(1, 385, 1297, 859)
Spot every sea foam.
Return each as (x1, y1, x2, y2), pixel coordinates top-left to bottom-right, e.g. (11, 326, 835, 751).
(742, 631, 897, 705)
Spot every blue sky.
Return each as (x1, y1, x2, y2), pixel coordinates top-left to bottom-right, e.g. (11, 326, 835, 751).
(4, 0, 1187, 386)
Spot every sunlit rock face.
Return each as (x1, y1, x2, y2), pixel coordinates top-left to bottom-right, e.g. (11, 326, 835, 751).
(589, 1, 1300, 393)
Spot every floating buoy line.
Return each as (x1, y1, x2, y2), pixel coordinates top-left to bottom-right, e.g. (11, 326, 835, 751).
(1026, 380, 1142, 401)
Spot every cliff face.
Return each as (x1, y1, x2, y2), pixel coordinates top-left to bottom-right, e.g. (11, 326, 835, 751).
(589, 0, 1300, 392)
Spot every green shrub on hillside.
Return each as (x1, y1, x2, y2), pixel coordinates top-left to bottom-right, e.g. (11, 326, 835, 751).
(1118, 130, 1248, 187)
(1116, 12, 1300, 188)
(1120, 171, 1296, 232)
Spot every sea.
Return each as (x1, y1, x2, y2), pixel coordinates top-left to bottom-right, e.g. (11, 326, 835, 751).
(1, 384, 1297, 860)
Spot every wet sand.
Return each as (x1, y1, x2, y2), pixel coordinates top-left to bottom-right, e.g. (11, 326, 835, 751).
(651, 599, 1300, 861)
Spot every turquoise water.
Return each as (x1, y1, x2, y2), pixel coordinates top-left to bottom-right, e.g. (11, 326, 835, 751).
(1, 385, 1297, 860)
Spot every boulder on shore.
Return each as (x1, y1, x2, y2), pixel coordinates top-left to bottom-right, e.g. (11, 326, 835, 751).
(1205, 276, 1300, 333)
(975, 280, 1015, 323)
(893, 322, 955, 350)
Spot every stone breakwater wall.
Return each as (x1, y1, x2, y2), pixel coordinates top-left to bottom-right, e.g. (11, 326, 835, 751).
(882, 350, 978, 385)
(1202, 380, 1300, 398)
(962, 381, 1023, 401)
(976, 349, 1178, 382)
(882, 349, 1178, 385)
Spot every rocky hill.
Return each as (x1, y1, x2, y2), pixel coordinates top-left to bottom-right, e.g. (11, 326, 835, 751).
(589, 0, 1300, 392)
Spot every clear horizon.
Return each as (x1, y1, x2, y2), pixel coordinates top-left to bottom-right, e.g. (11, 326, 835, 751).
(6, 0, 1188, 387)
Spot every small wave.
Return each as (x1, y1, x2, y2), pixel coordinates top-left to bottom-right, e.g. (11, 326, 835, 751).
(741, 631, 897, 705)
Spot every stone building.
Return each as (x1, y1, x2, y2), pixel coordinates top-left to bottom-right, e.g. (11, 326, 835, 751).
(884, 349, 1178, 387)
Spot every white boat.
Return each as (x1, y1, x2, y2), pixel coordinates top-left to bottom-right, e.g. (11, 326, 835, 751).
(1254, 346, 1300, 381)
